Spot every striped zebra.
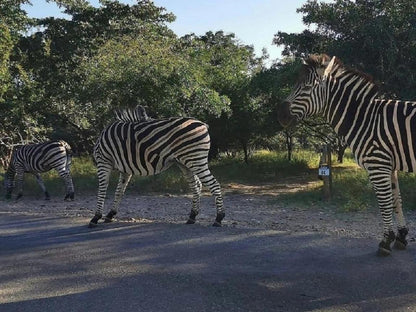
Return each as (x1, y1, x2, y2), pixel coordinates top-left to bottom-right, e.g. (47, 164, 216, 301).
(278, 54, 413, 256)
(5, 140, 74, 201)
(88, 106, 225, 227)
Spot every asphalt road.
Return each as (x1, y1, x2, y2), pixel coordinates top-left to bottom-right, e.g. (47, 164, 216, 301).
(1, 213, 416, 312)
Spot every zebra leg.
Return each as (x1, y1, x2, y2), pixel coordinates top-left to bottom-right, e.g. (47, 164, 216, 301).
(15, 169, 25, 200)
(187, 176, 202, 224)
(104, 172, 132, 223)
(194, 165, 224, 227)
(368, 169, 395, 256)
(56, 167, 74, 201)
(63, 173, 75, 201)
(178, 163, 202, 224)
(89, 165, 111, 228)
(34, 173, 50, 200)
(391, 171, 408, 250)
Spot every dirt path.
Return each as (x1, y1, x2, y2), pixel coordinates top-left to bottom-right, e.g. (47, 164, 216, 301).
(2, 180, 416, 243)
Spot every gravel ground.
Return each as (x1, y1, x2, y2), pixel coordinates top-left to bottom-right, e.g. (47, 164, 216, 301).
(2, 181, 416, 242)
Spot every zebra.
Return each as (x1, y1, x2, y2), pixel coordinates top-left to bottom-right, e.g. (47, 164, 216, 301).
(278, 54, 413, 256)
(88, 105, 225, 228)
(4, 140, 74, 201)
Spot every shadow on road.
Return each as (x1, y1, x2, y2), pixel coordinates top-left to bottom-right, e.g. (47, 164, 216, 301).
(1, 213, 416, 312)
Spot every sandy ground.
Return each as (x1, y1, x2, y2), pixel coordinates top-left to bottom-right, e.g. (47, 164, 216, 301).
(2, 180, 416, 243)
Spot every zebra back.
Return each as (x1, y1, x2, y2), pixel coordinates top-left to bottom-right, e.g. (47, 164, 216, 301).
(10, 140, 72, 173)
(95, 113, 211, 176)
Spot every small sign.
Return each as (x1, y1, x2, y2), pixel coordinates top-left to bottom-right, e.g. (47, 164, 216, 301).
(318, 166, 330, 176)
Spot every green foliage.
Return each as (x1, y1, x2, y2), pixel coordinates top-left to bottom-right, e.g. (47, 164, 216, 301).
(0, 23, 12, 101)
(0, 0, 30, 40)
(79, 34, 230, 123)
(211, 149, 316, 183)
(3, 0, 416, 182)
(331, 167, 375, 212)
(275, 0, 416, 99)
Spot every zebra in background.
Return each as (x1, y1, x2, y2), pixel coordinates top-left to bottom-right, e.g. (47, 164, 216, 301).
(278, 54, 414, 256)
(5, 140, 74, 200)
(89, 105, 225, 227)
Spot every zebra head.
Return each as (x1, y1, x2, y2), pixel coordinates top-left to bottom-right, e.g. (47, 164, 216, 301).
(278, 54, 332, 128)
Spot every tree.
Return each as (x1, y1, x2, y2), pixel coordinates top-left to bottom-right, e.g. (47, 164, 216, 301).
(274, 0, 416, 99)
(0, 23, 12, 101)
(180, 31, 266, 161)
(11, 0, 178, 154)
(272, 0, 416, 161)
(0, 0, 30, 101)
(78, 33, 231, 128)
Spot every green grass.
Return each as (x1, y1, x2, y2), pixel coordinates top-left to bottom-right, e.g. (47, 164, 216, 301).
(2, 149, 416, 212)
(211, 149, 318, 183)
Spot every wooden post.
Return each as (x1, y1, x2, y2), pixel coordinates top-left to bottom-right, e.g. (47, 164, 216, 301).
(318, 144, 332, 201)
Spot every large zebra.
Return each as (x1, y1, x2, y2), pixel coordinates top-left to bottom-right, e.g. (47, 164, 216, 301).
(5, 140, 74, 200)
(278, 54, 413, 256)
(88, 106, 225, 227)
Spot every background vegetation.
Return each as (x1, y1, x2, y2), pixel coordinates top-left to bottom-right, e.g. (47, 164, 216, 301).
(2, 0, 416, 211)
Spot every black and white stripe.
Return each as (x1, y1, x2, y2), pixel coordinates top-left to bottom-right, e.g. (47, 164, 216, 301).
(5, 140, 74, 200)
(89, 106, 224, 227)
(278, 54, 412, 255)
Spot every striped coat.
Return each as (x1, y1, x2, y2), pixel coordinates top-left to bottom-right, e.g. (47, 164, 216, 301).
(5, 140, 74, 200)
(89, 106, 224, 227)
(278, 54, 413, 255)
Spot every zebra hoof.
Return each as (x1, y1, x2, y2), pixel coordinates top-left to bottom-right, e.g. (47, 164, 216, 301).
(186, 218, 196, 224)
(64, 192, 74, 201)
(88, 215, 101, 228)
(104, 211, 117, 223)
(377, 247, 391, 257)
(213, 212, 225, 227)
(394, 228, 408, 250)
(393, 239, 407, 250)
(377, 241, 392, 256)
(88, 222, 98, 228)
(212, 221, 222, 227)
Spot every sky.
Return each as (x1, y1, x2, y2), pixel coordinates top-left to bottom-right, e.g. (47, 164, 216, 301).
(21, 0, 315, 63)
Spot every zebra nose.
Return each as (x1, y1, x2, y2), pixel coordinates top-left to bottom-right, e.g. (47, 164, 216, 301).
(277, 101, 294, 127)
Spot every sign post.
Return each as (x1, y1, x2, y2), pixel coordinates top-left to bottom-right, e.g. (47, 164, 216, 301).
(318, 144, 332, 201)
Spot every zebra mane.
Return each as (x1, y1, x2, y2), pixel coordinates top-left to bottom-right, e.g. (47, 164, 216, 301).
(114, 105, 152, 123)
(330, 56, 375, 85)
(304, 54, 375, 84)
(303, 54, 331, 68)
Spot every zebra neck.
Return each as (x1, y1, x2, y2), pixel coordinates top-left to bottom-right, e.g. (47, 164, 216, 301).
(323, 70, 379, 146)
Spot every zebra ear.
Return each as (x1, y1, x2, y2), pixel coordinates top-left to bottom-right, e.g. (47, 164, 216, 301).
(320, 54, 331, 67)
(323, 56, 338, 77)
(303, 54, 330, 68)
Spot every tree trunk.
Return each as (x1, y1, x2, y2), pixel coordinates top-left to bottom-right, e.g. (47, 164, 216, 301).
(285, 130, 293, 161)
(242, 141, 249, 164)
(336, 139, 347, 163)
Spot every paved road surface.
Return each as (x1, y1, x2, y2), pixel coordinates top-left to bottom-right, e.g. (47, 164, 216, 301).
(1, 212, 416, 312)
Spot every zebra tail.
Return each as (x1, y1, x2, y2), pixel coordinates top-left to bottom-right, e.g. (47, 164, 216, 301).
(60, 141, 73, 171)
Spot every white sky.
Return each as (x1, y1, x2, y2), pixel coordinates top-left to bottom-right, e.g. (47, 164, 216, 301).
(22, 0, 321, 63)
